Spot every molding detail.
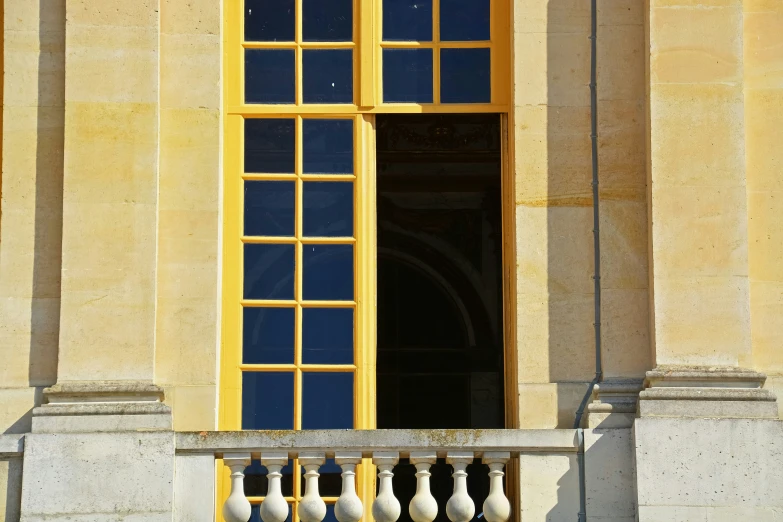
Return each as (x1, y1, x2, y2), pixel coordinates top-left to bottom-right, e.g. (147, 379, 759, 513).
(638, 367, 779, 419)
(31, 381, 172, 432)
(587, 379, 645, 428)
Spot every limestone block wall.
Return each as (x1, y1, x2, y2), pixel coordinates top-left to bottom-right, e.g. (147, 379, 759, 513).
(513, 0, 650, 428)
(744, 0, 783, 406)
(0, 0, 64, 432)
(155, 0, 222, 431)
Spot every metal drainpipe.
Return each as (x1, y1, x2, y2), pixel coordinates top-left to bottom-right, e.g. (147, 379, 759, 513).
(573, 0, 603, 519)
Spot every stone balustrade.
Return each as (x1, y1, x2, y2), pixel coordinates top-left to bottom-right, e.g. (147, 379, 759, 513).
(175, 429, 580, 522)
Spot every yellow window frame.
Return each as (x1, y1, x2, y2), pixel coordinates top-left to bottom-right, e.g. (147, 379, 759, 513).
(220, 0, 516, 520)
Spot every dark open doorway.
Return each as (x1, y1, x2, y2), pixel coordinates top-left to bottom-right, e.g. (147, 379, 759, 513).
(375, 114, 505, 522)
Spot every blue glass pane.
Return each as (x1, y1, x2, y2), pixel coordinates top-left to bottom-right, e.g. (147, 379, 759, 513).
(244, 244, 295, 300)
(303, 245, 354, 301)
(440, 48, 491, 103)
(303, 0, 352, 41)
(440, 0, 490, 41)
(245, 0, 294, 42)
(302, 373, 354, 429)
(243, 307, 295, 364)
(323, 505, 338, 522)
(303, 119, 353, 174)
(245, 119, 295, 173)
(383, 0, 432, 41)
(303, 50, 353, 104)
(244, 459, 294, 497)
(303, 182, 353, 237)
(245, 118, 296, 174)
(383, 49, 433, 103)
(250, 504, 292, 522)
(245, 181, 295, 237)
(302, 308, 354, 364)
(242, 372, 294, 429)
(246, 49, 295, 104)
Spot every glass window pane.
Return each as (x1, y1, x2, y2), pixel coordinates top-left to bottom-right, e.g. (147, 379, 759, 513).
(440, 0, 490, 41)
(244, 244, 295, 300)
(440, 48, 491, 103)
(303, 119, 353, 174)
(300, 460, 342, 497)
(303, 245, 354, 301)
(383, 49, 433, 103)
(245, 0, 294, 42)
(303, 50, 353, 104)
(242, 372, 294, 429)
(246, 49, 295, 104)
(245, 119, 295, 174)
(303, 182, 353, 237)
(383, 0, 432, 41)
(250, 504, 293, 522)
(244, 459, 294, 497)
(323, 505, 338, 522)
(243, 307, 295, 364)
(302, 308, 354, 364)
(303, 0, 352, 42)
(244, 181, 295, 237)
(302, 373, 354, 429)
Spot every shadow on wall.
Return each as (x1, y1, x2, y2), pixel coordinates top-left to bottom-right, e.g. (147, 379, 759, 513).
(543, 0, 650, 425)
(3, 0, 66, 438)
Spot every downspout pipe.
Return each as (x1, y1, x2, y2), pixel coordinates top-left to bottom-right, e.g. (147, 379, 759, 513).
(574, 0, 603, 519)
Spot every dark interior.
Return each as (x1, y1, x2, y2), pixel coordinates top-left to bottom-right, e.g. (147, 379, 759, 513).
(376, 114, 505, 522)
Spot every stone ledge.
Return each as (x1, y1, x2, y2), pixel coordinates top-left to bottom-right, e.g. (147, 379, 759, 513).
(587, 379, 645, 428)
(645, 366, 766, 389)
(176, 429, 580, 456)
(43, 380, 165, 404)
(0, 434, 24, 457)
(640, 388, 776, 402)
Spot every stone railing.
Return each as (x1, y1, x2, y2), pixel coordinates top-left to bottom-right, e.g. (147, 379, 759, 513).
(174, 429, 580, 522)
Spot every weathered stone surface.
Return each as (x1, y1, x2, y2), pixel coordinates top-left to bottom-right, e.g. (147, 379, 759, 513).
(634, 417, 783, 518)
(20, 432, 175, 522)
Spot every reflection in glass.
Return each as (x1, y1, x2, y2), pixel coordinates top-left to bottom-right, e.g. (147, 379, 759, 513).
(244, 459, 294, 497)
(303, 245, 354, 301)
(245, 119, 295, 174)
(382, 0, 432, 41)
(303, 50, 353, 104)
(303, 119, 353, 174)
(440, 0, 490, 41)
(303, 308, 354, 364)
(242, 372, 294, 429)
(245, 49, 295, 104)
(244, 181, 295, 237)
(244, 244, 295, 300)
(245, 0, 294, 42)
(302, 373, 354, 429)
(383, 49, 433, 103)
(243, 307, 295, 364)
(440, 48, 491, 103)
(303, 0, 352, 41)
(303, 182, 354, 237)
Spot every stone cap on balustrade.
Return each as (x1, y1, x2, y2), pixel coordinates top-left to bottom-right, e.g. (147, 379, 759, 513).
(175, 428, 579, 457)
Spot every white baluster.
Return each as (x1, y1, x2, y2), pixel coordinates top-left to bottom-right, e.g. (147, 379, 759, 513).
(223, 453, 252, 522)
(298, 452, 327, 522)
(260, 452, 289, 522)
(445, 452, 475, 522)
(334, 452, 364, 522)
(481, 453, 511, 522)
(372, 452, 401, 522)
(409, 452, 438, 522)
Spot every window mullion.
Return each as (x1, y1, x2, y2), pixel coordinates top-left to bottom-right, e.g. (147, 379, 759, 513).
(358, 0, 377, 107)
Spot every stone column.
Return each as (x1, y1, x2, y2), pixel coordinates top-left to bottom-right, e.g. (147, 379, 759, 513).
(635, 1, 783, 519)
(19, 1, 175, 520)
